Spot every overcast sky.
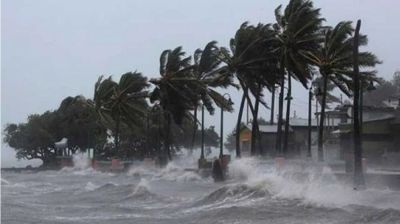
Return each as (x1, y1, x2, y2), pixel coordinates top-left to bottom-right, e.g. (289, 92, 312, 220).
(2, 0, 399, 167)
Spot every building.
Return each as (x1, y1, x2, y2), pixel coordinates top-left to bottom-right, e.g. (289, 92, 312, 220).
(337, 105, 400, 164)
(238, 118, 319, 157)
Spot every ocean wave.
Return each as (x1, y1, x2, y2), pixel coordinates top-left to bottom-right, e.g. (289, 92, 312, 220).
(197, 184, 269, 205)
(227, 157, 400, 210)
(1, 178, 10, 185)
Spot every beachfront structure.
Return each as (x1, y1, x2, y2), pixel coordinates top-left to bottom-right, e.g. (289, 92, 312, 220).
(337, 105, 400, 167)
(238, 118, 321, 157)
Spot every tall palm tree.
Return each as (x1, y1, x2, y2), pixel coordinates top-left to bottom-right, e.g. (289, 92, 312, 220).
(304, 21, 380, 161)
(93, 72, 149, 155)
(150, 47, 197, 160)
(273, 0, 324, 156)
(190, 41, 235, 153)
(219, 22, 278, 157)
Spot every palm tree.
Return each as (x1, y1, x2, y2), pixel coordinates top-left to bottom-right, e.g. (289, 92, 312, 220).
(273, 0, 324, 156)
(190, 41, 235, 154)
(93, 72, 149, 155)
(219, 22, 279, 157)
(304, 21, 380, 161)
(150, 47, 197, 160)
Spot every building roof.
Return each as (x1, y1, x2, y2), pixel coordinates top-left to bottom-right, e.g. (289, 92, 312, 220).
(244, 124, 293, 133)
(289, 118, 318, 127)
(363, 113, 395, 123)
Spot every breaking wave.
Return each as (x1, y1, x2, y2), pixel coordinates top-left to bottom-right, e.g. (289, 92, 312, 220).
(227, 157, 400, 210)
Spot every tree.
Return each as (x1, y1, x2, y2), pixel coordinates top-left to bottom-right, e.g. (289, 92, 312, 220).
(312, 76, 341, 109)
(304, 21, 380, 161)
(3, 112, 59, 167)
(150, 47, 197, 160)
(191, 41, 235, 154)
(274, 0, 324, 156)
(94, 72, 149, 157)
(57, 95, 107, 154)
(219, 22, 279, 157)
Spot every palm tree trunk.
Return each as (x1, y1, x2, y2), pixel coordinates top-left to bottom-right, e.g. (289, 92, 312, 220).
(235, 92, 246, 158)
(318, 74, 328, 161)
(114, 114, 120, 157)
(353, 19, 365, 188)
(190, 105, 198, 153)
(250, 85, 261, 156)
(308, 88, 312, 157)
(200, 105, 205, 159)
(276, 68, 285, 156)
(270, 85, 275, 124)
(283, 75, 292, 155)
(165, 113, 172, 161)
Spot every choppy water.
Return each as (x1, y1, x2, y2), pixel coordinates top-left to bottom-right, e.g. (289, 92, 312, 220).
(2, 153, 400, 224)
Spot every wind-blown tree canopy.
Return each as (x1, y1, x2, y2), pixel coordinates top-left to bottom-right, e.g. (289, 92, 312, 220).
(274, 0, 324, 155)
(94, 72, 149, 154)
(192, 41, 235, 114)
(304, 20, 380, 161)
(3, 98, 108, 167)
(150, 46, 197, 160)
(3, 112, 59, 167)
(150, 47, 196, 125)
(219, 22, 280, 156)
(190, 41, 236, 150)
(305, 21, 381, 96)
(57, 95, 107, 152)
(274, 0, 324, 86)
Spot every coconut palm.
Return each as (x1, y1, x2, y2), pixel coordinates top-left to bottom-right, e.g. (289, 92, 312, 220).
(274, 0, 324, 155)
(304, 21, 380, 161)
(150, 47, 197, 160)
(219, 22, 279, 157)
(93, 72, 149, 155)
(273, 0, 324, 155)
(191, 41, 235, 157)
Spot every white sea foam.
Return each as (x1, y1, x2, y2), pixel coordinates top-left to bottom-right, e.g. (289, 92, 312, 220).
(1, 178, 10, 185)
(84, 181, 99, 191)
(59, 153, 106, 176)
(228, 157, 400, 210)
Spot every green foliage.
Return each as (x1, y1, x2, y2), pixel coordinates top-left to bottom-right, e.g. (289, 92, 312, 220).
(3, 112, 58, 166)
(305, 21, 381, 95)
(57, 95, 107, 152)
(3, 96, 108, 166)
(275, 0, 324, 87)
(94, 72, 149, 153)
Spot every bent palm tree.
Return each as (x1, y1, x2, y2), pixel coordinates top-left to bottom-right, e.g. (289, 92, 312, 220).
(150, 47, 197, 160)
(304, 21, 380, 161)
(219, 22, 279, 157)
(94, 72, 149, 155)
(273, 0, 324, 156)
(191, 41, 235, 153)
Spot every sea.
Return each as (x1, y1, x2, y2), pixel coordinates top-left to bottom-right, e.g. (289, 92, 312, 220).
(2, 151, 400, 224)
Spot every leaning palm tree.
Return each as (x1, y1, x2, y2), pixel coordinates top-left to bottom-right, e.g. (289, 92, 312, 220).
(219, 22, 278, 157)
(93, 72, 149, 154)
(273, 0, 324, 155)
(150, 47, 197, 160)
(304, 21, 380, 161)
(190, 41, 235, 155)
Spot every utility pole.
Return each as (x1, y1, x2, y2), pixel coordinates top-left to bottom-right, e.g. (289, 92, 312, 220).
(270, 85, 275, 124)
(352, 19, 365, 189)
(308, 88, 312, 158)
